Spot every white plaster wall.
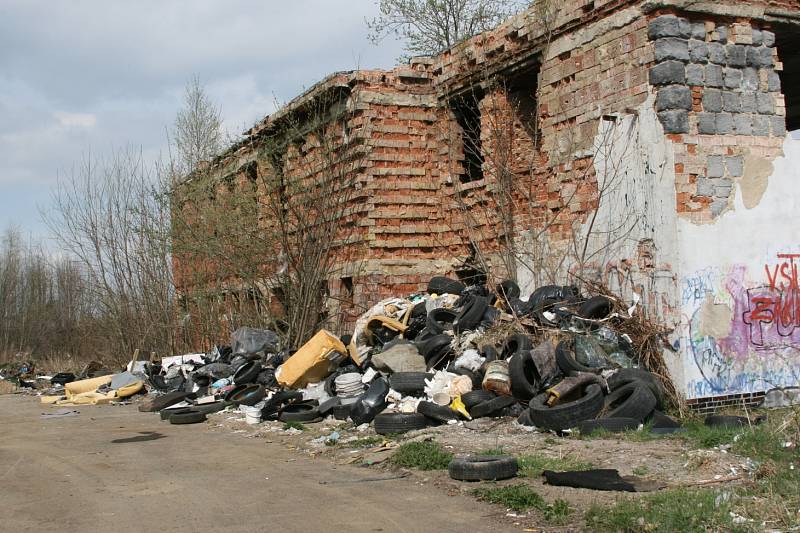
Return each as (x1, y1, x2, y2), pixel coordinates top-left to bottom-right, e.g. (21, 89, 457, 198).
(678, 135, 800, 399)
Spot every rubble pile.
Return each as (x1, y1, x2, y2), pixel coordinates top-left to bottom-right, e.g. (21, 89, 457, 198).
(131, 276, 679, 435)
(14, 275, 680, 436)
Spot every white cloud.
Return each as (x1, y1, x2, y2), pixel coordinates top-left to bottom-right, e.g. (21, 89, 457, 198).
(53, 111, 97, 128)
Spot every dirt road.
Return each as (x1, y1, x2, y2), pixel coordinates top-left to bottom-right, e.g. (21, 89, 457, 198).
(0, 395, 516, 533)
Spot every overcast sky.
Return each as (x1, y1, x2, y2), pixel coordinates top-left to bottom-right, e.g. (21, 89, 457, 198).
(0, 0, 404, 243)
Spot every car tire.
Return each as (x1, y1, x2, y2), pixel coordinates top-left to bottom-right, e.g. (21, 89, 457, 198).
(501, 334, 533, 359)
(388, 372, 431, 395)
(603, 382, 657, 422)
(508, 350, 540, 402)
(332, 403, 352, 420)
(607, 369, 664, 409)
(461, 390, 496, 409)
(373, 412, 428, 434)
(577, 417, 640, 434)
(555, 339, 601, 374)
(417, 401, 459, 423)
(453, 296, 488, 333)
(230, 384, 266, 406)
(427, 276, 466, 296)
(448, 455, 518, 481)
(233, 360, 262, 385)
(427, 308, 457, 334)
(496, 280, 521, 300)
(528, 384, 604, 431)
(279, 403, 321, 422)
(160, 406, 193, 420)
(169, 411, 207, 425)
(470, 395, 517, 418)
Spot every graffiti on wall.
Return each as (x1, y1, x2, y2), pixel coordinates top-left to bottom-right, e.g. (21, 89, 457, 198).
(683, 254, 800, 398)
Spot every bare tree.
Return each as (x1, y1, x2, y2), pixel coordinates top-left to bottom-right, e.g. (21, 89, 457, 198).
(171, 89, 367, 349)
(367, 0, 527, 58)
(172, 75, 224, 177)
(43, 148, 176, 362)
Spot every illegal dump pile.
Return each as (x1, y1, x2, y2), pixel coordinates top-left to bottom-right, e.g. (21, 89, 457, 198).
(124, 276, 681, 437)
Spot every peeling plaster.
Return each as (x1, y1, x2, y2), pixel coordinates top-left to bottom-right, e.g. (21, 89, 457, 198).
(739, 153, 775, 209)
(696, 297, 733, 339)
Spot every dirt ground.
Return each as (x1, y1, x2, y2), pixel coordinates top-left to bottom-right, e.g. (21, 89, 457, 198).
(0, 394, 517, 533)
(205, 404, 751, 531)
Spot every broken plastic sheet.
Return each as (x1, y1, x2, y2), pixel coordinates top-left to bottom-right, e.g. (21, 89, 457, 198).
(161, 353, 206, 370)
(348, 297, 414, 365)
(231, 327, 280, 356)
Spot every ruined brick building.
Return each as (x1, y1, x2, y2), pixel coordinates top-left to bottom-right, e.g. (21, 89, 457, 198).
(174, 0, 800, 405)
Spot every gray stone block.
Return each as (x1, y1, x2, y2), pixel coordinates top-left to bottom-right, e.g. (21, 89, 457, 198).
(705, 64, 724, 88)
(708, 42, 727, 64)
(734, 114, 753, 135)
(716, 26, 728, 44)
(771, 116, 786, 137)
(740, 91, 756, 113)
(752, 29, 763, 46)
(757, 92, 775, 114)
(689, 40, 708, 63)
(711, 198, 728, 216)
(649, 15, 691, 39)
(707, 155, 725, 177)
(747, 46, 774, 68)
(715, 177, 734, 197)
(763, 30, 775, 47)
(725, 156, 744, 177)
(703, 89, 722, 112)
(655, 38, 690, 62)
(767, 71, 781, 92)
(724, 68, 743, 89)
(657, 85, 693, 111)
(658, 110, 689, 133)
(752, 115, 770, 136)
(698, 113, 717, 134)
(691, 22, 707, 40)
(726, 45, 747, 68)
(742, 68, 759, 91)
(649, 61, 686, 85)
(722, 91, 741, 112)
(696, 176, 715, 196)
(717, 113, 734, 134)
(687, 64, 705, 86)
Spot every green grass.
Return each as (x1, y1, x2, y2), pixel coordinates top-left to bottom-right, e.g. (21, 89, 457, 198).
(282, 421, 306, 431)
(473, 484, 572, 523)
(585, 488, 744, 532)
(577, 422, 661, 442)
(347, 436, 384, 448)
(632, 465, 649, 476)
(517, 454, 594, 477)
(391, 441, 453, 470)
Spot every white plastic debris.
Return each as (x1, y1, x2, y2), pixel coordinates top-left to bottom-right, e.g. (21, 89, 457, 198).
(424, 369, 459, 400)
(361, 367, 378, 384)
(454, 349, 484, 373)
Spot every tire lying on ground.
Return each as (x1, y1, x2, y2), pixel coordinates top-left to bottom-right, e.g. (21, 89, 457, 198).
(169, 410, 207, 425)
(602, 382, 657, 422)
(470, 395, 517, 418)
(373, 412, 428, 434)
(577, 417, 640, 434)
(501, 334, 533, 359)
(528, 384, 604, 431)
(417, 401, 459, 423)
(461, 390, 496, 410)
(230, 384, 266, 406)
(448, 455, 518, 481)
(508, 350, 540, 402)
(517, 409, 534, 426)
(140, 390, 194, 412)
(496, 279, 521, 300)
(607, 368, 664, 409)
(427, 276, 466, 296)
(279, 403, 321, 423)
(331, 403, 352, 420)
(160, 406, 193, 420)
(389, 372, 431, 395)
(192, 401, 231, 415)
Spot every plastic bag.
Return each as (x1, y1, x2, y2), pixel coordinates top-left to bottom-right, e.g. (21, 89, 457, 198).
(231, 327, 280, 356)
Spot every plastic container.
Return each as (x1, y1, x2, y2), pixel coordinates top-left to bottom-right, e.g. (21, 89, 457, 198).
(482, 360, 510, 396)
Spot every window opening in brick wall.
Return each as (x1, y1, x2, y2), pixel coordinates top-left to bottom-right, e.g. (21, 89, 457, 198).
(775, 27, 800, 134)
(341, 276, 354, 300)
(507, 65, 540, 143)
(450, 90, 485, 182)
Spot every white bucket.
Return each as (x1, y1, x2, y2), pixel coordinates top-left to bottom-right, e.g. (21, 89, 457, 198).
(241, 402, 263, 425)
